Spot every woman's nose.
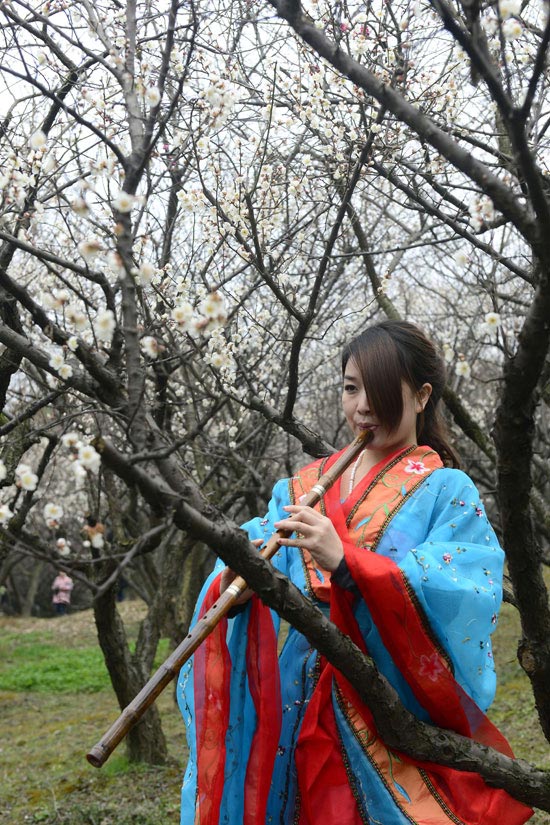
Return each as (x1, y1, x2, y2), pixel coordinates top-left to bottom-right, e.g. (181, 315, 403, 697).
(357, 390, 370, 413)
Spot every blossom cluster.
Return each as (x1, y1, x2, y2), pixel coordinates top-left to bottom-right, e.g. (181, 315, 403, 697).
(468, 196, 496, 232)
(44, 502, 64, 529)
(16, 463, 39, 491)
(49, 347, 74, 380)
(61, 433, 102, 479)
(171, 290, 228, 337)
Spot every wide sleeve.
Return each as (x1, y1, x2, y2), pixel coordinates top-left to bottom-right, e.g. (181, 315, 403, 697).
(397, 470, 503, 710)
(341, 469, 504, 720)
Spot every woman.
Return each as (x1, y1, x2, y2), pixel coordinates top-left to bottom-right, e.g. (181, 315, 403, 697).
(177, 321, 532, 825)
(51, 570, 73, 616)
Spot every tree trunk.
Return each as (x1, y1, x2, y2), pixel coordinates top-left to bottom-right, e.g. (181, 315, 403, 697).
(493, 277, 550, 741)
(21, 560, 44, 617)
(93, 580, 168, 765)
(165, 537, 214, 646)
(8, 571, 22, 614)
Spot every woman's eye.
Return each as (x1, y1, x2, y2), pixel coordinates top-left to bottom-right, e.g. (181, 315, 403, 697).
(344, 384, 357, 392)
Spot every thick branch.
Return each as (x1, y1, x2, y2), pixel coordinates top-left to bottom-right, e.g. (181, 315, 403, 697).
(247, 396, 334, 457)
(0, 324, 108, 401)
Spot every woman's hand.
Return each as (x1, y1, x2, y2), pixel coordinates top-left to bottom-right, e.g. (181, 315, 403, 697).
(274, 505, 344, 571)
(218, 538, 263, 605)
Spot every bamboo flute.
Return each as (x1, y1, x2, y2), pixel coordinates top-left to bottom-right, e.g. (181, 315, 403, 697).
(86, 428, 373, 768)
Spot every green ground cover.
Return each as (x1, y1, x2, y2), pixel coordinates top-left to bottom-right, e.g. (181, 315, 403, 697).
(1, 597, 549, 824)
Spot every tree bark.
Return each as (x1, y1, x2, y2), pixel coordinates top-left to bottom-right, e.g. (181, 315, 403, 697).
(21, 560, 44, 617)
(93, 575, 168, 765)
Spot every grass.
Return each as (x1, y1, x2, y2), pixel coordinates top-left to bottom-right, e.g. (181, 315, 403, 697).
(0, 633, 170, 693)
(0, 602, 184, 825)
(0, 640, 110, 692)
(491, 601, 550, 769)
(1, 597, 549, 824)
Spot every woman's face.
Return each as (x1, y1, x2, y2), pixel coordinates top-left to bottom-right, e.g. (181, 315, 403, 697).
(342, 358, 431, 456)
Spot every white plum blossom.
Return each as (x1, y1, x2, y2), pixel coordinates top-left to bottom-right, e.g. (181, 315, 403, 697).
(16, 464, 39, 491)
(200, 291, 226, 320)
(377, 273, 391, 296)
(498, 0, 522, 19)
(208, 351, 227, 369)
(48, 349, 65, 371)
(72, 461, 88, 481)
(44, 502, 64, 528)
(56, 538, 71, 557)
(468, 195, 496, 230)
(455, 361, 472, 379)
(90, 532, 104, 549)
(94, 309, 116, 343)
(78, 238, 103, 261)
(61, 432, 79, 448)
(78, 443, 101, 473)
(67, 336, 79, 352)
(146, 87, 161, 107)
(141, 336, 159, 359)
(502, 18, 522, 40)
(66, 305, 88, 331)
(71, 197, 89, 216)
(171, 301, 195, 330)
(30, 130, 47, 150)
(42, 156, 56, 174)
(196, 292, 228, 334)
(136, 262, 155, 286)
(43, 292, 66, 311)
(453, 249, 470, 268)
(177, 189, 205, 212)
(0, 504, 13, 524)
(0, 461, 6, 482)
(479, 312, 501, 339)
(483, 15, 499, 35)
(442, 343, 454, 364)
(44, 502, 63, 520)
(112, 191, 136, 213)
(58, 363, 73, 380)
(485, 312, 501, 329)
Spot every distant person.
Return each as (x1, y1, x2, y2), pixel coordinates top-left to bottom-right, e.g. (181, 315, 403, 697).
(51, 570, 73, 616)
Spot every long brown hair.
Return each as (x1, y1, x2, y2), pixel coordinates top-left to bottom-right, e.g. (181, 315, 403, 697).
(342, 320, 460, 468)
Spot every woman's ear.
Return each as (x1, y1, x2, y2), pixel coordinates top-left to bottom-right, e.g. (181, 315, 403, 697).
(416, 383, 432, 412)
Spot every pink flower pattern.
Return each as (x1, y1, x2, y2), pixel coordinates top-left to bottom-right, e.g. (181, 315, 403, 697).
(418, 652, 446, 682)
(404, 459, 428, 475)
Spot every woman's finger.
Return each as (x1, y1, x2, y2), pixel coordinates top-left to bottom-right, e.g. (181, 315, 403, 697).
(282, 505, 322, 523)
